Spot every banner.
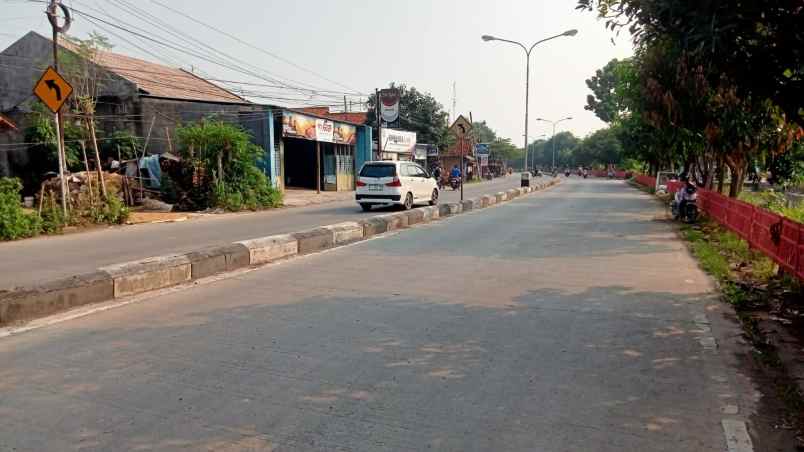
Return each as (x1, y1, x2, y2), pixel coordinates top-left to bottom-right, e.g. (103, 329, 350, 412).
(334, 123, 357, 145)
(381, 128, 417, 154)
(283, 111, 357, 145)
(379, 89, 400, 124)
(475, 143, 489, 155)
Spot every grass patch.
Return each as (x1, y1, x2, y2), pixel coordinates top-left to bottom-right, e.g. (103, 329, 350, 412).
(679, 218, 804, 441)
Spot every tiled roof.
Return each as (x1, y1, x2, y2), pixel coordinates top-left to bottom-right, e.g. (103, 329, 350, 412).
(299, 107, 368, 125)
(61, 39, 248, 104)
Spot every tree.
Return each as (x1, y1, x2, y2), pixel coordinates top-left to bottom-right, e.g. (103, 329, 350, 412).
(366, 83, 450, 148)
(577, 0, 803, 127)
(585, 58, 635, 124)
(63, 31, 115, 198)
(576, 127, 624, 167)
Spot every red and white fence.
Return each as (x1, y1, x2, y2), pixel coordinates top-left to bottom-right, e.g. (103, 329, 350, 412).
(634, 176, 804, 281)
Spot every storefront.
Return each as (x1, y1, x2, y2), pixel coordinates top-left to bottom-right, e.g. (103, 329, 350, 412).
(278, 110, 360, 192)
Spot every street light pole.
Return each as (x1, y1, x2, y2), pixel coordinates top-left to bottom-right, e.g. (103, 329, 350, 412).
(481, 29, 577, 173)
(536, 117, 572, 170)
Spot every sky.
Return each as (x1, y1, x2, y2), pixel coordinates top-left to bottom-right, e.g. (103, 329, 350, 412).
(0, 0, 635, 144)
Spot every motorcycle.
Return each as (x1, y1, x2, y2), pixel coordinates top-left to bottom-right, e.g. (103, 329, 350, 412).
(582, 171, 588, 179)
(564, 170, 571, 177)
(449, 177, 461, 190)
(672, 186, 699, 223)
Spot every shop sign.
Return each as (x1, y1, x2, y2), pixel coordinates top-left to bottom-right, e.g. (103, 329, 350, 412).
(479, 155, 489, 166)
(283, 111, 357, 145)
(414, 144, 428, 160)
(380, 128, 417, 154)
(334, 123, 357, 145)
(315, 119, 334, 143)
(426, 144, 439, 157)
(379, 88, 400, 124)
(475, 143, 490, 155)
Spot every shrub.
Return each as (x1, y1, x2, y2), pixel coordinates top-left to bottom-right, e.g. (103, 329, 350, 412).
(0, 178, 42, 240)
(174, 120, 282, 211)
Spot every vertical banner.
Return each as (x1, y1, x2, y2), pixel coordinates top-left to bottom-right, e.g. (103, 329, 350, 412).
(379, 88, 400, 128)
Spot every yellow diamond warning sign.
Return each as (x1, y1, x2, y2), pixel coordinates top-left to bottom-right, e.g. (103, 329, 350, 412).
(34, 67, 73, 113)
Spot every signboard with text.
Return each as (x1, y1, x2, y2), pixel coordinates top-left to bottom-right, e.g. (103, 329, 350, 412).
(282, 111, 357, 145)
(380, 128, 417, 154)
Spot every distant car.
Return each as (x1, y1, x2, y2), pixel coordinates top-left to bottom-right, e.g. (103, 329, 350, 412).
(356, 161, 439, 211)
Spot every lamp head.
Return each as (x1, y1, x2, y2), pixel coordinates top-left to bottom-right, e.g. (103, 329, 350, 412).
(563, 29, 579, 37)
(481, 35, 496, 42)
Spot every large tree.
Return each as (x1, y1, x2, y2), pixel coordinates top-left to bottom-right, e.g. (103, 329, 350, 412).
(366, 83, 450, 147)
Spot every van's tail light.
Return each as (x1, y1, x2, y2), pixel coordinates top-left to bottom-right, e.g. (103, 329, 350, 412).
(356, 180, 366, 187)
(385, 178, 402, 187)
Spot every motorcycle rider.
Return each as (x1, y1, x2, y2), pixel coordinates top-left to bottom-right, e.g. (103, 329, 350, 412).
(450, 164, 462, 190)
(674, 175, 697, 220)
(432, 165, 443, 189)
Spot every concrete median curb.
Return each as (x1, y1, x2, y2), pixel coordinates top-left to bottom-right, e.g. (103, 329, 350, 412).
(0, 178, 561, 328)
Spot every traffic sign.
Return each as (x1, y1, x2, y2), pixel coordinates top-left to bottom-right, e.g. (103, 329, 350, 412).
(34, 67, 73, 113)
(449, 115, 473, 139)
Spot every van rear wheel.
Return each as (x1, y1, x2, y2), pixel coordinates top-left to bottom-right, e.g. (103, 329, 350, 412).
(403, 192, 413, 210)
(359, 203, 372, 212)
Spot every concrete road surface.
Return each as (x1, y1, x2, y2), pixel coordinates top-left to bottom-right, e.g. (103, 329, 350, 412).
(0, 179, 759, 451)
(0, 175, 525, 289)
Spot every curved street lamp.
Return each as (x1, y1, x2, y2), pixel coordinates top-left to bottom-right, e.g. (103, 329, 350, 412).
(536, 117, 573, 169)
(482, 29, 578, 172)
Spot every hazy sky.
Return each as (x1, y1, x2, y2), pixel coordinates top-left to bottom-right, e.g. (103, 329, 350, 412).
(1, 0, 634, 143)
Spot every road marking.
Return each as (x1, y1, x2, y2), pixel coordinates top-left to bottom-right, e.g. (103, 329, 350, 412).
(722, 419, 754, 452)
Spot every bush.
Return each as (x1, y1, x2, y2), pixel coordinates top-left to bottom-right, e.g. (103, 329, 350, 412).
(174, 120, 283, 212)
(0, 178, 42, 240)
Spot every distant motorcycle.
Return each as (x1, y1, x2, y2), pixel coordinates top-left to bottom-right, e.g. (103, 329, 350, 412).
(564, 170, 571, 177)
(450, 177, 461, 190)
(672, 185, 699, 223)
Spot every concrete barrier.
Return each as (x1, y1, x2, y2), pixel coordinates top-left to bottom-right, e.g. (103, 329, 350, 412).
(438, 204, 452, 217)
(421, 206, 439, 222)
(461, 199, 474, 212)
(237, 234, 298, 266)
(0, 271, 114, 325)
(359, 217, 389, 238)
(292, 227, 335, 255)
(507, 189, 519, 199)
(447, 203, 463, 215)
(379, 212, 409, 231)
(186, 244, 250, 279)
(405, 209, 425, 225)
(496, 192, 506, 203)
(101, 255, 192, 298)
(485, 195, 496, 206)
(324, 222, 364, 245)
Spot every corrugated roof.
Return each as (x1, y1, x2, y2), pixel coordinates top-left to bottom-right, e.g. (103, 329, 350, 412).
(61, 38, 249, 104)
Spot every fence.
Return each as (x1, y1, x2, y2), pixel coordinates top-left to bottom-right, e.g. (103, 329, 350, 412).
(634, 176, 804, 281)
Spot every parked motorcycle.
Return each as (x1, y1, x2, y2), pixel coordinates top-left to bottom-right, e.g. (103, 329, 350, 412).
(672, 185, 699, 223)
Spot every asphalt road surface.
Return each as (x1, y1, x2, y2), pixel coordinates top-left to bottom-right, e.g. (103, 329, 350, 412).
(0, 175, 525, 289)
(0, 179, 759, 451)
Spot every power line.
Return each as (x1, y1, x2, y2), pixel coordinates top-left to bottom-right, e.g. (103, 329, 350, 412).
(148, 0, 366, 96)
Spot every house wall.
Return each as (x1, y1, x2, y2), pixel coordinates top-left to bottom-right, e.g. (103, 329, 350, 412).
(137, 97, 262, 154)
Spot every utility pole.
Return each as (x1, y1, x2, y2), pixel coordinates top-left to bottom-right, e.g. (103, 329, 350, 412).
(47, 0, 71, 216)
(375, 88, 382, 161)
(451, 82, 457, 125)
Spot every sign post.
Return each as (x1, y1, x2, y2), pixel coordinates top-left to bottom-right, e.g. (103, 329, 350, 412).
(449, 116, 473, 201)
(43, 0, 72, 216)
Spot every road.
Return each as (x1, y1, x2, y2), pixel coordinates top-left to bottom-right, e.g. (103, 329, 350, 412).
(0, 179, 759, 451)
(0, 175, 525, 289)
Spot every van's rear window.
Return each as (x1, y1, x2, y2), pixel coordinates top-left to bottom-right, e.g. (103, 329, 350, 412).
(360, 164, 396, 178)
